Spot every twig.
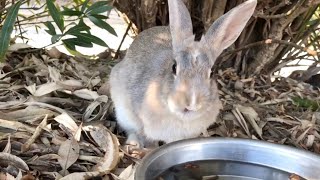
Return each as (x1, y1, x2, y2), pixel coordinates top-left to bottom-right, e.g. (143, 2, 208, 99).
(255, 0, 303, 19)
(16, 16, 25, 43)
(266, 0, 291, 13)
(221, 39, 319, 57)
(20, 4, 46, 10)
(114, 21, 132, 59)
(255, 12, 291, 19)
(13, 43, 55, 54)
(0, 0, 27, 14)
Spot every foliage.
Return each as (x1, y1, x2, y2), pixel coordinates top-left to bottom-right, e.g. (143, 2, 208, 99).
(0, 0, 116, 58)
(0, 1, 21, 62)
(292, 96, 320, 111)
(45, 0, 117, 55)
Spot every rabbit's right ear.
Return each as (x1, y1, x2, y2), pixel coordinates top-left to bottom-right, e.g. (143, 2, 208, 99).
(168, 0, 193, 54)
(203, 0, 257, 60)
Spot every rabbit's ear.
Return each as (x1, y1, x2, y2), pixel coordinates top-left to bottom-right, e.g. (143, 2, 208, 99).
(203, 0, 257, 59)
(303, 66, 320, 80)
(168, 0, 193, 53)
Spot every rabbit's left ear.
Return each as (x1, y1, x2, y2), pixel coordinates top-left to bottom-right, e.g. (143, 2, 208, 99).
(203, 0, 257, 59)
(168, 0, 193, 54)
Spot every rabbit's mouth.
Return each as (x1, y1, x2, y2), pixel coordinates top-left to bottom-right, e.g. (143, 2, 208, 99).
(168, 97, 205, 120)
(176, 108, 204, 120)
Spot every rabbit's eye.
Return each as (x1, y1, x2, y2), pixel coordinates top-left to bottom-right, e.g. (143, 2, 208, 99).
(172, 62, 177, 75)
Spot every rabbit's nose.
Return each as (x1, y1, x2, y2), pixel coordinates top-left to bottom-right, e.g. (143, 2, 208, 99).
(184, 94, 201, 112)
(184, 104, 201, 112)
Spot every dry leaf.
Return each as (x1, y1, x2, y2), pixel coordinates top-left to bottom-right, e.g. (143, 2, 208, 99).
(295, 126, 312, 144)
(83, 96, 109, 122)
(91, 77, 101, 87)
(48, 66, 62, 82)
(237, 105, 263, 138)
(56, 80, 83, 91)
(0, 119, 36, 133)
(74, 123, 82, 142)
(8, 43, 31, 51)
(73, 89, 99, 100)
(30, 54, 48, 70)
(232, 107, 251, 136)
(0, 152, 29, 171)
(54, 113, 79, 136)
(25, 84, 36, 95)
(33, 82, 62, 97)
(119, 164, 135, 180)
(78, 155, 103, 163)
(21, 115, 48, 152)
(47, 47, 62, 59)
(3, 136, 11, 153)
(58, 138, 80, 172)
(38, 154, 60, 161)
(59, 171, 101, 180)
(90, 125, 119, 172)
(306, 135, 315, 147)
(3, 106, 55, 122)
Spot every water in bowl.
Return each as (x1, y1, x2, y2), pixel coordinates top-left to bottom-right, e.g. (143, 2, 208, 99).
(153, 160, 304, 180)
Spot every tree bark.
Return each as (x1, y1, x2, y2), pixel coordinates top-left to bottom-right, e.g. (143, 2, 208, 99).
(113, 0, 320, 76)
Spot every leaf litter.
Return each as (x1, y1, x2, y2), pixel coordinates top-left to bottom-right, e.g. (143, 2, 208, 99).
(0, 46, 319, 179)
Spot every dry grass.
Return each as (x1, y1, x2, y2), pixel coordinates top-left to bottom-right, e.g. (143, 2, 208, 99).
(0, 46, 319, 179)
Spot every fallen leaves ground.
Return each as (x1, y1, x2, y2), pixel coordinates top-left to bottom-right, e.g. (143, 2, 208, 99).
(0, 46, 319, 179)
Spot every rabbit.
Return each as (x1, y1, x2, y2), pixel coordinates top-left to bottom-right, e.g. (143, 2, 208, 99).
(288, 65, 320, 88)
(109, 0, 257, 148)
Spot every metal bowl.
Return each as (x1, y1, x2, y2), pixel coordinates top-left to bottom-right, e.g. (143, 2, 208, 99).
(135, 138, 320, 180)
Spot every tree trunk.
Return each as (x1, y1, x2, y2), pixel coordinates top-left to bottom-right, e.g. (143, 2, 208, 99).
(113, 0, 320, 76)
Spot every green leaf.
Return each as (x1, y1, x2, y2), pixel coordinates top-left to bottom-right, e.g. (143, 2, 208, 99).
(85, 1, 110, 13)
(46, 0, 64, 32)
(0, 2, 21, 62)
(88, 14, 108, 19)
(88, 15, 117, 36)
(69, 32, 108, 47)
(87, 5, 112, 15)
(63, 44, 92, 58)
(44, 21, 56, 35)
(63, 39, 76, 51)
(51, 34, 62, 44)
(62, 38, 93, 48)
(80, 0, 91, 12)
(61, 7, 83, 16)
(65, 23, 90, 35)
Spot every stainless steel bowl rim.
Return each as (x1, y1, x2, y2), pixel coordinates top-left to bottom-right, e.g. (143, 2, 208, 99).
(135, 137, 320, 180)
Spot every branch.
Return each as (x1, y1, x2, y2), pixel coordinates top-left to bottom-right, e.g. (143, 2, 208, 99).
(20, 4, 46, 10)
(114, 21, 132, 59)
(255, 0, 303, 19)
(265, 0, 291, 13)
(0, 0, 27, 14)
(221, 39, 319, 57)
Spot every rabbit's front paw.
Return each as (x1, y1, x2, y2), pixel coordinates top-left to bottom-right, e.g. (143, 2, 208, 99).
(126, 133, 144, 148)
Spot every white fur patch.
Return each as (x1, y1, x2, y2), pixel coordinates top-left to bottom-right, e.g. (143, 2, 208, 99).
(114, 98, 141, 133)
(167, 97, 177, 114)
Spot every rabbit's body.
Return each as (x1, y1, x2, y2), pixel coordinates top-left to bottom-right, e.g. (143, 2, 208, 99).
(110, 26, 222, 143)
(110, 0, 257, 147)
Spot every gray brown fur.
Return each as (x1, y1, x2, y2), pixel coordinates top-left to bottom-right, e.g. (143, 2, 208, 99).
(109, 0, 257, 147)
